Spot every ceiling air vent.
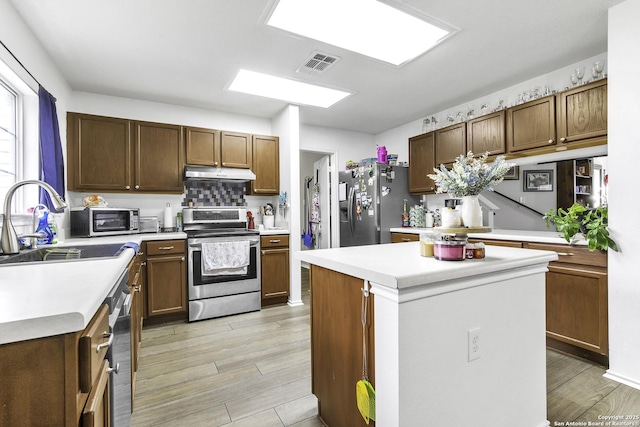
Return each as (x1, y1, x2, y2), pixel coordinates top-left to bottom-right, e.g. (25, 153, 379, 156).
(297, 52, 341, 75)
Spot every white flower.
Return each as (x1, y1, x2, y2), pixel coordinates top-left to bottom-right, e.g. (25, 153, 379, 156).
(427, 151, 515, 197)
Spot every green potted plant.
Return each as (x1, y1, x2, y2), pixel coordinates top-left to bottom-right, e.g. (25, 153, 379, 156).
(543, 203, 618, 252)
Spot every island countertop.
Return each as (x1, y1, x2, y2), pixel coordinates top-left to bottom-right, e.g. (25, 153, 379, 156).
(296, 242, 558, 290)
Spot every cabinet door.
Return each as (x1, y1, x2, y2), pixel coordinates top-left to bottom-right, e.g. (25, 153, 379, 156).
(220, 131, 252, 169)
(506, 95, 556, 152)
(545, 263, 608, 355)
(250, 135, 280, 195)
(467, 111, 505, 156)
(82, 360, 111, 427)
(261, 248, 289, 300)
(67, 113, 132, 192)
(391, 232, 419, 243)
(408, 132, 436, 193)
(133, 121, 184, 193)
(146, 254, 187, 317)
(435, 122, 466, 165)
(556, 79, 607, 146)
(185, 126, 221, 166)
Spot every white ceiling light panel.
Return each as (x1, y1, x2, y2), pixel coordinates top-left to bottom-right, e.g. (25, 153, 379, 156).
(267, 0, 453, 66)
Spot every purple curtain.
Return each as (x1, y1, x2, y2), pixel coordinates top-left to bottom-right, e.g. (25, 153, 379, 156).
(38, 85, 65, 210)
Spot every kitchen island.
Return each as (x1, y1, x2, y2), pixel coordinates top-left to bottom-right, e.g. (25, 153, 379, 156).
(298, 243, 557, 427)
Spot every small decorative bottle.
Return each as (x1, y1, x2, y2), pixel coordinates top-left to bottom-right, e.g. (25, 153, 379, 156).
(402, 199, 409, 227)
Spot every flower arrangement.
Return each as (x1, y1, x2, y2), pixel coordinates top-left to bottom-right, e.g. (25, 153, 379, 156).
(427, 151, 514, 197)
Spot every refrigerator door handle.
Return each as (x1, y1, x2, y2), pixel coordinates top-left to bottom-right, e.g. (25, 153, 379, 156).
(348, 185, 356, 236)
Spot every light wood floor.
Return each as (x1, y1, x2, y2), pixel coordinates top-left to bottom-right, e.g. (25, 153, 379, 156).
(132, 269, 640, 426)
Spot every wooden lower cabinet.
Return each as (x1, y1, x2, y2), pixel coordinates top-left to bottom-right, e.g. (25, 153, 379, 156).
(390, 232, 419, 243)
(311, 265, 375, 427)
(0, 305, 111, 426)
(524, 242, 608, 364)
(128, 249, 145, 407)
(145, 240, 187, 321)
(260, 235, 289, 306)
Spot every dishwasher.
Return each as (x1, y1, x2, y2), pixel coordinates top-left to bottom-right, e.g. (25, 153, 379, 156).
(104, 269, 132, 426)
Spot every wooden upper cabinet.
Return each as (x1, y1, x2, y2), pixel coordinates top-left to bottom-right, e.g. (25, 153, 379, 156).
(506, 95, 556, 153)
(250, 135, 280, 195)
(408, 132, 436, 193)
(220, 131, 252, 169)
(67, 113, 131, 192)
(467, 111, 506, 156)
(133, 121, 184, 193)
(556, 79, 607, 146)
(185, 126, 221, 166)
(435, 122, 466, 165)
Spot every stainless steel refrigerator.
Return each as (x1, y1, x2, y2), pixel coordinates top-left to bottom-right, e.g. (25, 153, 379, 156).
(339, 163, 422, 247)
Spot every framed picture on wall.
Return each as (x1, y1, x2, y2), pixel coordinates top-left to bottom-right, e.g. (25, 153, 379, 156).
(504, 166, 519, 180)
(523, 170, 553, 192)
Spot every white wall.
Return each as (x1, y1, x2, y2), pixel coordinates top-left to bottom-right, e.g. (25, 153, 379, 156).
(300, 124, 374, 171)
(604, 0, 640, 390)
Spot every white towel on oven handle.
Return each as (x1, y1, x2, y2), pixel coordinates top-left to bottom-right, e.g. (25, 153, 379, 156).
(201, 241, 250, 276)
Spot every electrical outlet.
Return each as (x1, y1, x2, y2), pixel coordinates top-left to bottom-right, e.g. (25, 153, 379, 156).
(468, 328, 481, 362)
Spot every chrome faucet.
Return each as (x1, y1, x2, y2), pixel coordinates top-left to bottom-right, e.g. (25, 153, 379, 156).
(1, 179, 67, 255)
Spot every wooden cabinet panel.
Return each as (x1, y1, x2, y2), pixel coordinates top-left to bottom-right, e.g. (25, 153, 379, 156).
(545, 264, 608, 355)
(133, 121, 184, 193)
(468, 238, 522, 248)
(78, 304, 110, 393)
(67, 113, 184, 194)
(435, 122, 466, 165)
(408, 132, 436, 193)
(467, 111, 506, 156)
(391, 232, 419, 243)
(220, 131, 252, 169)
(261, 234, 289, 305)
(185, 126, 221, 166)
(524, 242, 607, 268)
(67, 113, 131, 192)
(311, 265, 374, 427)
(506, 95, 556, 152)
(81, 360, 111, 427)
(556, 79, 607, 145)
(146, 240, 187, 317)
(250, 135, 280, 195)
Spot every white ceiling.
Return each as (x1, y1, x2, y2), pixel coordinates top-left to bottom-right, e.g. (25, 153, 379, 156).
(8, 0, 622, 135)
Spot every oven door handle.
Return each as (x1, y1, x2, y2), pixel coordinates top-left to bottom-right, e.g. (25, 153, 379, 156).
(189, 238, 260, 248)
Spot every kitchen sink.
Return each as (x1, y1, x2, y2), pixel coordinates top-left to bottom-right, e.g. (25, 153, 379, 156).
(0, 243, 127, 266)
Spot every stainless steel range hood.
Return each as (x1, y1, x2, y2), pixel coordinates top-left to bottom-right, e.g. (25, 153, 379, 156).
(184, 165, 256, 182)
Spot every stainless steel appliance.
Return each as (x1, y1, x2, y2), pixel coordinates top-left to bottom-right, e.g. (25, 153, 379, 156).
(103, 269, 132, 426)
(183, 207, 261, 322)
(70, 207, 140, 237)
(139, 216, 159, 233)
(339, 164, 422, 246)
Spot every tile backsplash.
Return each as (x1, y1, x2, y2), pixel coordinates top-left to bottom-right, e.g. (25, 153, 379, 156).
(183, 181, 246, 206)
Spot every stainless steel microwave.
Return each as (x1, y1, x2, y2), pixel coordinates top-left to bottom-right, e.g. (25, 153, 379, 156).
(70, 207, 140, 237)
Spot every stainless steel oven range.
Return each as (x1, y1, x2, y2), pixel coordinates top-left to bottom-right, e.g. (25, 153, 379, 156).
(183, 207, 261, 322)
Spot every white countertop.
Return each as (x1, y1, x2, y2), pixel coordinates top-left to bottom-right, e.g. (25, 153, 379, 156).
(296, 243, 557, 290)
(389, 227, 585, 246)
(259, 228, 290, 235)
(0, 232, 186, 345)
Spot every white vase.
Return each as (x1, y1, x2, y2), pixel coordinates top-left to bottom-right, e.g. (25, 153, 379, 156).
(461, 195, 482, 227)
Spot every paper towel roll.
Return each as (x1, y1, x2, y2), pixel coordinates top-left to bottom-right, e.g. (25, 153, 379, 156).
(164, 203, 173, 230)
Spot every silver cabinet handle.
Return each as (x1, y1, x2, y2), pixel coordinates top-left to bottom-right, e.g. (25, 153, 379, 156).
(557, 252, 574, 256)
(269, 239, 281, 243)
(108, 363, 120, 374)
(401, 238, 411, 242)
(158, 246, 174, 250)
(560, 137, 567, 143)
(548, 139, 554, 144)
(125, 185, 130, 190)
(96, 332, 113, 353)
(181, 256, 185, 261)
(135, 185, 140, 189)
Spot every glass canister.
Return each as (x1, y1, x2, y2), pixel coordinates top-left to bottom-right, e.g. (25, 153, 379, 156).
(420, 233, 434, 257)
(433, 234, 467, 261)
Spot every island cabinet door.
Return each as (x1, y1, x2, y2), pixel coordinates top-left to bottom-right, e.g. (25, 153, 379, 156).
(310, 265, 375, 427)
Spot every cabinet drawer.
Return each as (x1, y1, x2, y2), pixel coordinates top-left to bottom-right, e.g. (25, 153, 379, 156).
(146, 239, 186, 256)
(79, 304, 110, 393)
(261, 235, 289, 248)
(391, 232, 419, 243)
(468, 238, 523, 248)
(524, 242, 607, 268)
